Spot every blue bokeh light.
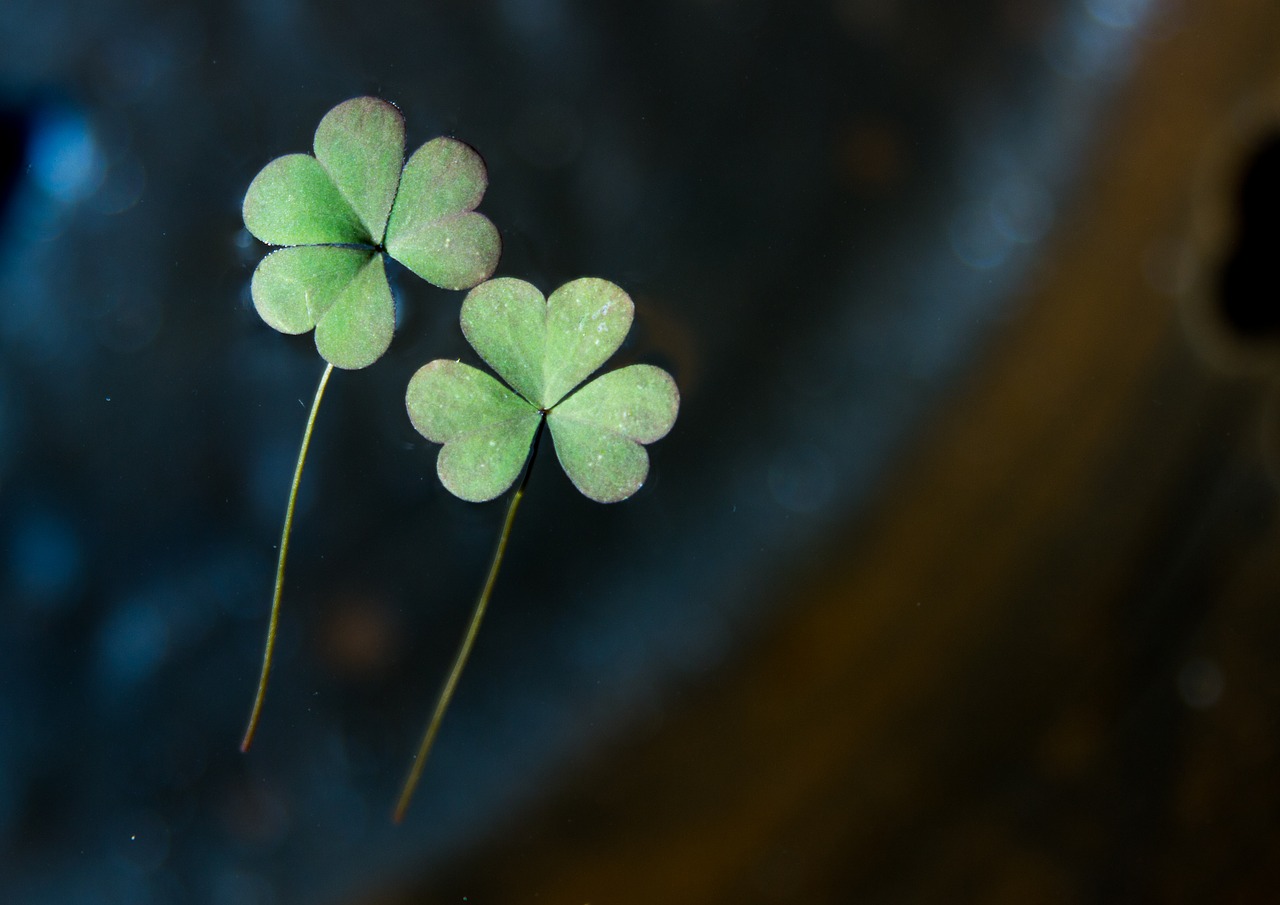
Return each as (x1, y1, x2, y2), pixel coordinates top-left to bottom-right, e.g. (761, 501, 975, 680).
(28, 107, 103, 204)
(7, 505, 83, 610)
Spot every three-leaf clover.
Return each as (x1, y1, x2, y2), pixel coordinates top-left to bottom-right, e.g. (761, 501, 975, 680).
(393, 275, 680, 821)
(405, 277, 680, 503)
(242, 96, 501, 369)
(239, 97, 504, 755)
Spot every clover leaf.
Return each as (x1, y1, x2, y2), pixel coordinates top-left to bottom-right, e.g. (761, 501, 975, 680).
(405, 277, 680, 503)
(238, 97, 504, 756)
(394, 275, 680, 823)
(242, 96, 501, 369)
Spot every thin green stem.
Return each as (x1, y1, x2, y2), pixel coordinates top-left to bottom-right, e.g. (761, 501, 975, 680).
(241, 362, 335, 753)
(393, 418, 546, 823)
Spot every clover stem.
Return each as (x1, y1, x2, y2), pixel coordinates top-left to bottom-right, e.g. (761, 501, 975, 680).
(241, 361, 335, 753)
(393, 417, 547, 823)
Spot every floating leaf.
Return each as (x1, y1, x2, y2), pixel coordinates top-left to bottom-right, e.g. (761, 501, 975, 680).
(460, 276, 633, 408)
(313, 96, 405, 243)
(242, 97, 501, 370)
(542, 278, 634, 407)
(243, 154, 366, 247)
(385, 138, 501, 290)
(249, 246, 393, 369)
(547, 364, 679, 502)
(250, 245, 369, 335)
(311, 254, 395, 370)
(457, 277, 548, 405)
(406, 360, 542, 502)
(408, 277, 678, 503)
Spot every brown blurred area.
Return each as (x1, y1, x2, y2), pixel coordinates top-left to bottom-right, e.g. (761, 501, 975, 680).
(358, 2, 1280, 902)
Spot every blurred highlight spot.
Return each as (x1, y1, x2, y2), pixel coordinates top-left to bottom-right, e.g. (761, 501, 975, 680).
(95, 596, 169, 690)
(1085, 0, 1155, 30)
(91, 152, 146, 216)
(990, 175, 1055, 245)
(949, 172, 1055, 271)
(318, 593, 400, 682)
(29, 108, 103, 204)
(950, 206, 1012, 271)
(1043, 1, 1149, 81)
(7, 505, 83, 610)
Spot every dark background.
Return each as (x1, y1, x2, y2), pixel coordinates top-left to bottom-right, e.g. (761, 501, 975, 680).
(2, 1, 1278, 903)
